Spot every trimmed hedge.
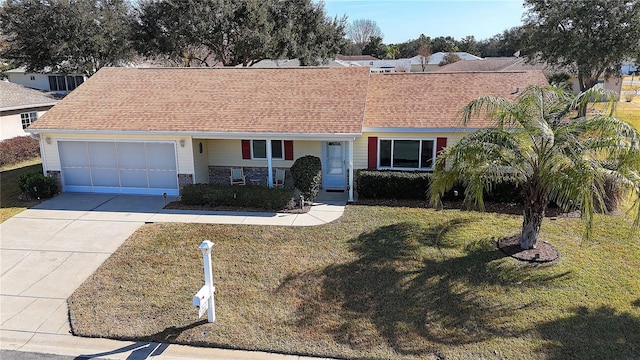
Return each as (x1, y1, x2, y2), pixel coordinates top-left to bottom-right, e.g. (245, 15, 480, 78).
(290, 155, 322, 201)
(0, 136, 40, 167)
(181, 184, 295, 211)
(18, 172, 58, 200)
(357, 170, 523, 202)
(356, 170, 432, 199)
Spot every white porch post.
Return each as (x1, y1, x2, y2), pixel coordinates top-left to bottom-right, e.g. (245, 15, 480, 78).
(266, 139, 273, 187)
(348, 140, 354, 202)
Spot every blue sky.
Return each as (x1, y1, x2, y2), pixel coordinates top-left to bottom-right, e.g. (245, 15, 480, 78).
(321, 0, 527, 44)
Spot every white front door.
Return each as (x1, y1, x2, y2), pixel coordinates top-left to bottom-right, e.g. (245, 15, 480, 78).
(323, 141, 346, 190)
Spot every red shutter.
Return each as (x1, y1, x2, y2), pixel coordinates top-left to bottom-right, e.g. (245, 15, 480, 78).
(436, 137, 447, 155)
(284, 140, 294, 160)
(367, 137, 378, 169)
(241, 140, 251, 159)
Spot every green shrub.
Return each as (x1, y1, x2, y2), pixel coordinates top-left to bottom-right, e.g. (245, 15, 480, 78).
(181, 184, 295, 211)
(0, 136, 40, 167)
(357, 170, 524, 203)
(357, 170, 432, 199)
(290, 155, 322, 201)
(18, 172, 58, 200)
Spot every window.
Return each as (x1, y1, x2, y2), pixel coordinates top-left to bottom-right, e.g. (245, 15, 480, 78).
(48, 75, 84, 91)
(21, 112, 38, 129)
(252, 140, 284, 160)
(379, 139, 435, 170)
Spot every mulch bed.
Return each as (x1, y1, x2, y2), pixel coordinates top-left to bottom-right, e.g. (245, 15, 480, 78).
(163, 201, 311, 214)
(497, 235, 560, 264)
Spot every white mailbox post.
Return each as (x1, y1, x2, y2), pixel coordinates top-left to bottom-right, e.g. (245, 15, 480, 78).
(192, 240, 215, 323)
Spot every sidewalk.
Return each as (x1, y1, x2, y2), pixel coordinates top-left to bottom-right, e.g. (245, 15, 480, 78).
(1, 191, 346, 360)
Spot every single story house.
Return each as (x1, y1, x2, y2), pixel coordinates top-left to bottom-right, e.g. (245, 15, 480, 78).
(4, 67, 86, 94)
(0, 81, 59, 140)
(26, 67, 548, 201)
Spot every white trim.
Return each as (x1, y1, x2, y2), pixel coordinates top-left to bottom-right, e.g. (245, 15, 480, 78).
(363, 127, 481, 133)
(378, 138, 436, 171)
(348, 140, 354, 202)
(26, 128, 362, 141)
(0, 102, 58, 112)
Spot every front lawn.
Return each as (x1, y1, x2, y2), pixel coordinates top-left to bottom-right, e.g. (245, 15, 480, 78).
(0, 158, 43, 222)
(68, 205, 640, 359)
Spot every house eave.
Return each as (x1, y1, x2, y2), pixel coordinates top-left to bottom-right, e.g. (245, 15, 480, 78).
(0, 102, 59, 112)
(25, 128, 363, 141)
(363, 127, 483, 133)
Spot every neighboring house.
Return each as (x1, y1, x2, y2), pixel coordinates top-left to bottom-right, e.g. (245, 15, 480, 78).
(622, 60, 638, 75)
(26, 67, 548, 201)
(0, 81, 58, 140)
(409, 52, 483, 72)
(4, 68, 86, 94)
(335, 55, 379, 61)
(437, 57, 624, 95)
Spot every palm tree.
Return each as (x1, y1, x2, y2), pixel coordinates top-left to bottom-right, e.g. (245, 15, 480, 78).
(430, 85, 640, 250)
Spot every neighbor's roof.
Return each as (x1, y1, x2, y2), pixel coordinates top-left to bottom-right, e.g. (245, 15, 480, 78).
(364, 70, 550, 129)
(29, 67, 371, 135)
(0, 81, 59, 112)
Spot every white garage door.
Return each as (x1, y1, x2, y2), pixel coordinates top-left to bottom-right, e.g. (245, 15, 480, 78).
(58, 141, 178, 195)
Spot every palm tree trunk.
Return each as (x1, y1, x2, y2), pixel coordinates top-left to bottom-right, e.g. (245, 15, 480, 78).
(520, 188, 548, 250)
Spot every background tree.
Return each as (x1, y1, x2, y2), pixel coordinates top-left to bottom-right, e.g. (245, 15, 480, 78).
(395, 34, 430, 58)
(430, 36, 458, 53)
(522, 0, 640, 96)
(438, 53, 461, 66)
(346, 18, 383, 54)
(0, 0, 135, 76)
(430, 85, 640, 250)
(134, 0, 345, 67)
(361, 36, 386, 59)
(416, 45, 432, 71)
(457, 35, 480, 56)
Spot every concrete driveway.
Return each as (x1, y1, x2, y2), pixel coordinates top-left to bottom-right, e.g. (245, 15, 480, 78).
(0, 192, 343, 359)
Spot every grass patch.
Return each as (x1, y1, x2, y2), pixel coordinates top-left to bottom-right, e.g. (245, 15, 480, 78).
(0, 158, 43, 222)
(615, 99, 640, 130)
(68, 206, 640, 359)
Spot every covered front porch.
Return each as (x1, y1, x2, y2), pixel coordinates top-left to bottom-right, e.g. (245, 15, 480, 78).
(189, 136, 358, 202)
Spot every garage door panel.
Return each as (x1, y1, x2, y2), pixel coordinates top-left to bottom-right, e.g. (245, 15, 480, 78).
(117, 143, 146, 169)
(119, 169, 148, 188)
(146, 143, 176, 170)
(148, 170, 177, 189)
(59, 142, 88, 167)
(91, 168, 119, 187)
(63, 168, 91, 186)
(88, 142, 117, 168)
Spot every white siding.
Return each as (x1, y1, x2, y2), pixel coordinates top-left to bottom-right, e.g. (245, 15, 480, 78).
(193, 139, 209, 183)
(0, 110, 49, 140)
(7, 73, 51, 92)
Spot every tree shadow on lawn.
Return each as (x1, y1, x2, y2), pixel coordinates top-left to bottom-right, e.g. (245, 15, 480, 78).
(280, 220, 570, 356)
(535, 306, 640, 359)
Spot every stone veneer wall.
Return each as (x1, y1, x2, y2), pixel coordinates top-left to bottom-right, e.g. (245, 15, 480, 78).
(178, 173, 193, 190)
(47, 170, 62, 192)
(208, 166, 293, 187)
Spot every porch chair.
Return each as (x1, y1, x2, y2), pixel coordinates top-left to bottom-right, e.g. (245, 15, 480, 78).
(274, 168, 285, 188)
(230, 168, 246, 185)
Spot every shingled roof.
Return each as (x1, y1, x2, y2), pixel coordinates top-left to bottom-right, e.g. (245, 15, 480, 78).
(29, 67, 550, 135)
(363, 71, 549, 129)
(0, 81, 58, 111)
(29, 67, 371, 136)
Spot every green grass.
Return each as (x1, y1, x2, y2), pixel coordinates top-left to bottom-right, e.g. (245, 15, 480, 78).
(0, 158, 43, 222)
(68, 205, 640, 359)
(616, 100, 640, 130)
